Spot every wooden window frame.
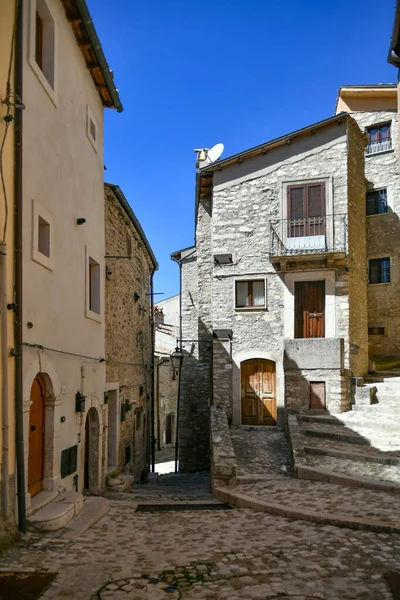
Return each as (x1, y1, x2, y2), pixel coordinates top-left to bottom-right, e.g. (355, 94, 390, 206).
(368, 257, 391, 285)
(287, 182, 326, 238)
(235, 279, 266, 310)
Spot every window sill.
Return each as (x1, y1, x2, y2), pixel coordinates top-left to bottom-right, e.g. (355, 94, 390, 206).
(32, 249, 53, 271)
(366, 212, 388, 218)
(85, 308, 102, 323)
(368, 282, 391, 287)
(234, 307, 268, 312)
(365, 148, 394, 158)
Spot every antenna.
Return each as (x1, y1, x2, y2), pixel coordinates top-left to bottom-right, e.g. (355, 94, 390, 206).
(194, 143, 224, 168)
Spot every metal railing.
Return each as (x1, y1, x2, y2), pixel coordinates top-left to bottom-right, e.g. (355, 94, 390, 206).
(269, 214, 347, 257)
(366, 137, 392, 155)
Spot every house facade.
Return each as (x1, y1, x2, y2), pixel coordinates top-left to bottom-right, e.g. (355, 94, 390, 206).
(0, 3, 17, 522)
(105, 184, 157, 482)
(22, 0, 122, 510)
(336, 85, 400, 361)
(154, 294, 180, 451)
(175, 114, 368, 472)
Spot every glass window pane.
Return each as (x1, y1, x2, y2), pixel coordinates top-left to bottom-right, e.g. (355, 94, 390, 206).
(236, 281, 249, 307)
(252, 281, 265, 306)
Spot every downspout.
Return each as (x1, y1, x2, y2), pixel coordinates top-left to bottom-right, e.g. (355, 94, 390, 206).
(14, 0, 26, 533)
(150, 269, 156, 472)
(156, 358, 160, 451)
(0, 242, 9, 519)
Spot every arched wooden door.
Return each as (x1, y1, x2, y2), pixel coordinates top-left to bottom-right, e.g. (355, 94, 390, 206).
(241, 359, 276, 426)
(28, 377, 45, 496)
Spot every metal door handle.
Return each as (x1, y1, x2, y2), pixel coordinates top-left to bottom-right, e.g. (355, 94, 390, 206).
(30, 425, 36, 431)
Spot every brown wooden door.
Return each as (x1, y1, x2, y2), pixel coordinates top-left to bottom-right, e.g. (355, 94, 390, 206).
(295, 281, 325, 339)
(28, 377, 45, 496)
(241, 359, 276, 426)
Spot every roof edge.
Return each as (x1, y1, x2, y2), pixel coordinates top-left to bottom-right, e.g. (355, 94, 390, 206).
(105, 183, 158, 270)
(388, 2, 400, 66)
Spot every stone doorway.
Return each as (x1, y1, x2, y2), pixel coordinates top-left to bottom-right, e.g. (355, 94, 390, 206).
(84, 407, 100, 493)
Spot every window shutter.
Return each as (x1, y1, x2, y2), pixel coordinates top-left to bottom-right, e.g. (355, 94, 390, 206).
(307, 184, 325, 217)
(288, 186, 305, 220)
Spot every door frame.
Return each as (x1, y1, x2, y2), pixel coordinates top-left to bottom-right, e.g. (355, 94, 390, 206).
(240, 358, 277, 426)
(283, 271, 336, 339)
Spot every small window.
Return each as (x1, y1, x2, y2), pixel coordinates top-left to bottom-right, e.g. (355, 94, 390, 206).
(35, 13, 43, 69)
(366, 188, 388, 215)
(34, 0, 55, 88)
(38, 215, 50, 257)
(89, 257, 100, 313)
(368, 327, 385, 336)
(124, 445, 131, 465)
(136, 413, 142, 430)
(235, 279, 266, 309)
(366, 123, 392, 155)
(89, 118, 96, 141)
(369, 258, 390, 284)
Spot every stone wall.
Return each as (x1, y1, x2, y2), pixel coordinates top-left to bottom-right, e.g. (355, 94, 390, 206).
(210, 404, 236, 491)
(105, 186, 154, 482)
(154, 357, 178, 449)
(350, 111, 400, 357)
(346, 118, 369, 375)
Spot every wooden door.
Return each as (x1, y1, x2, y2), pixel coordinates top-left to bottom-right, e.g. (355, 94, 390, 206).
(295, 281, 325, 339)
(241, 359, 276, 426)
(84, 415, 90, 490)
(28, 377, 45, 496)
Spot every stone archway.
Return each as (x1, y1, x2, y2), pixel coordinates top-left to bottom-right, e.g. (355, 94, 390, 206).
(84, 407, 100, 493)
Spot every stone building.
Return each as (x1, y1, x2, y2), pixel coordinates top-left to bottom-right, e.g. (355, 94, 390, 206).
(20, 0, 122, 526)
(154, 295, 180, 451)
(173, 113, 369, 472)
(336, 85, 400, 362)
(105, 184, 158, 482)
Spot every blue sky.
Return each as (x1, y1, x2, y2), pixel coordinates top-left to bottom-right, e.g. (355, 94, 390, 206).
(87, 0, 396, 300)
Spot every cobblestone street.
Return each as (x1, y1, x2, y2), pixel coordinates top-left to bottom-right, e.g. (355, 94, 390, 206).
(0, 483, 399, 599)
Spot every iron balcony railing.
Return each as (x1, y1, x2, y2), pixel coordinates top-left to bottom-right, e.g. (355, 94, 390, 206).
(269, 214, 347, 257)
(366, 137, 392, 155)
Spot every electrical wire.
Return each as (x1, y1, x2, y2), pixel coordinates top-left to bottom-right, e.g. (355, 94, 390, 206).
(0, 0, 19, 242)
(23, 342, 105, 363)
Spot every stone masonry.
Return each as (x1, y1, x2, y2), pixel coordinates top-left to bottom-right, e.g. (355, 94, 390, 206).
(105, 184, 157, 482)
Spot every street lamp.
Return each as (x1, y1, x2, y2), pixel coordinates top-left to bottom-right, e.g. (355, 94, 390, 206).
(171, 345, 184, 473)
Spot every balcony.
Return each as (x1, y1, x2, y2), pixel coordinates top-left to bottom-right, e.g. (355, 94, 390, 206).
(269, 214, 347, 260)
(366, 137, 392, 155)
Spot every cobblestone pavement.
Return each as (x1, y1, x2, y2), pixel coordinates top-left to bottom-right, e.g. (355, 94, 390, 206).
(1, 499, 399, 599)
(230, 427, 292, 477)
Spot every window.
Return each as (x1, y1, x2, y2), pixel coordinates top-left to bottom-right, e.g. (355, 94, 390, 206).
(287, 182, 325, 238)
(366, 123, 392, 155)
(86, 106, 98, 151)
(89, 257, 100, 313)
(369, 258, 390, 284)
(368, 327, 385, 336)
(366, 188, 388, 215)
(38, 216, 50, 257)
(33, 0, 55, 89)
(35, 13, 43, 69)
(235, 279, 266, 309)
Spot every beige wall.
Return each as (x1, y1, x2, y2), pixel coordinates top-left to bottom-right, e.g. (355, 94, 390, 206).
(105, 186, 154, 482)
(0, 2, 16, 518)
(22, 0, 107, 499)
(336, 90, 397, 114)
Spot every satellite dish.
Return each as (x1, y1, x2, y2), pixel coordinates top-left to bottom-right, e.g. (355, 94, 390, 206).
(205, 143, 224, 164)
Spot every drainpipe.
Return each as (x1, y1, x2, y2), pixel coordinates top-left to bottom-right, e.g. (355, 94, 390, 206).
(14, 0, 26, 533)
(0, 242, 9, 519)
(150, 269, 156, 472)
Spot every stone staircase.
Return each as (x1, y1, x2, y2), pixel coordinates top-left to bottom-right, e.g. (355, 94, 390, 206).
(289, 373, 400, 491)
(27, 489, 109, 535)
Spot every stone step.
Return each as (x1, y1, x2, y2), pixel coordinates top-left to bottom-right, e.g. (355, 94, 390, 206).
(303, 440, 400, 465)
(351, 404, 400, 414)
(28, 491, 83, 532)
(300, 423, 400, 449)
(304, 455, 400, 485)
(27, 489, 65, 517)
(61, 497, 109, 540)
